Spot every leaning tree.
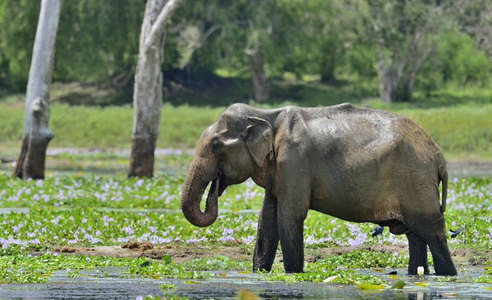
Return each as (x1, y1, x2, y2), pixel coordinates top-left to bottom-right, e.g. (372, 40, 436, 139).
(13, 0, 62, 179)
(129, 0, 183, 177)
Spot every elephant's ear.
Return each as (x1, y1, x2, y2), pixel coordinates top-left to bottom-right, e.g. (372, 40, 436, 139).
(246, 116, 274, 167)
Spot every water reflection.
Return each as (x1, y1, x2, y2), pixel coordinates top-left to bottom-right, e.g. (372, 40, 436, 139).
(0, 267, 490, 299)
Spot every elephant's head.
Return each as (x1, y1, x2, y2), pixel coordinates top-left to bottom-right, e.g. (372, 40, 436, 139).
(181, 104, 275, 227)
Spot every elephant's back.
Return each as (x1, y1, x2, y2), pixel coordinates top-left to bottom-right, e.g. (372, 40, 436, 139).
(305, 105, 443, 222)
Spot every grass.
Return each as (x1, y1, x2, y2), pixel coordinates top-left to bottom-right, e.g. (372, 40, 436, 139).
(0, 104, 223, 150)
(0, 102, 491, 159)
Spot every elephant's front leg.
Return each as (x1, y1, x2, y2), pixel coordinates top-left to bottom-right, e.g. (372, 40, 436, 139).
(277, 179, 310, 273)
(253, 192, 279, 272)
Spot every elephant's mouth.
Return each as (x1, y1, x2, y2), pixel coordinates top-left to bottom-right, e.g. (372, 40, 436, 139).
(207, 169, 227, 201)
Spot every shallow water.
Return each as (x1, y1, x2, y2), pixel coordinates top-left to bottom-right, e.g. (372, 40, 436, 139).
(0, 267, 490, 299)
(1, 150, 492, 177)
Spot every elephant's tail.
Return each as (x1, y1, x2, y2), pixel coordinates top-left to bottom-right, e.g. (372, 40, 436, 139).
(439, 163, 448, 213)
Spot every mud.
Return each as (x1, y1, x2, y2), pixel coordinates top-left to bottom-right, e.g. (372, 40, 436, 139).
(47, 242, 491, 271)
(50, 242, 252, 264)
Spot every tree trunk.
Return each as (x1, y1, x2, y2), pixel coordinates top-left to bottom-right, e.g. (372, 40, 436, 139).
(248, 50, 269, 103)
(400, 45, 434, 102)
(379, 71, 397, 103)
(320, 52, 336, 84)
(400, 74, 415, 102)
(376, 42, 405, 103)
(13, 0, 62, 179)
(129, 0, 182, 178)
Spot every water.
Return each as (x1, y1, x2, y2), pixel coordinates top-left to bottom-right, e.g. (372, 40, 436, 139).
(1, 149, 492, 177)
(0, 267, 490, 299)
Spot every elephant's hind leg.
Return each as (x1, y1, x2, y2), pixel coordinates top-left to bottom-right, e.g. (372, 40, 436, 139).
(425, 216, 457, 276)
(386, 220, 429, 275)
(411, 214, 457, 276)
(406, 231, 429, 275)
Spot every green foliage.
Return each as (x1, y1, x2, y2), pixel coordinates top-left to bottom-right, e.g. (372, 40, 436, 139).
(0, 0, 39, 90)
(1, 0, 490, 102)
(54, 0, 144, 85)
(0, 174, 490, 284)
(0, 175, 489, 248)
(318, 250, 409, 269)
(436, 32, 490, 86)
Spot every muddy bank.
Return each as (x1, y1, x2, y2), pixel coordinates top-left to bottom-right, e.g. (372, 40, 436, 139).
(48, 242, 492, 270)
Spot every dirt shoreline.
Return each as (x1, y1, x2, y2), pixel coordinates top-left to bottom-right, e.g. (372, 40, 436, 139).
(50, 242, 491, 270)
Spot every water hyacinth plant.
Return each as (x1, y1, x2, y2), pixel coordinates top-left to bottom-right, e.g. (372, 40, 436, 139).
(0, 173, 491, 285)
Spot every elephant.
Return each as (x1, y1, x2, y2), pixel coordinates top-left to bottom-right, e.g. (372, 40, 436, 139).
(181, 103, 457, 276)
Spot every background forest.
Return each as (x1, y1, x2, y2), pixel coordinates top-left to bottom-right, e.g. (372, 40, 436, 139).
(0, 0, 491, 160)
(1, 0, 491, 105)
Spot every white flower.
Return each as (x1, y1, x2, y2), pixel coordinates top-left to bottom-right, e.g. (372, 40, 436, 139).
(417, 266, 424, 276)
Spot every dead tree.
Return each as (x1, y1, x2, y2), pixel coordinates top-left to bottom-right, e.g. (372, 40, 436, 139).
(13, 0, 62, 179)
(129, 0, 183, 177)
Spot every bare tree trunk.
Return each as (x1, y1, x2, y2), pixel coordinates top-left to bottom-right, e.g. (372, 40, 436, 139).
(401, 44, 434, 102)
(320, 52, 336, 84)
(129, 0, 182, 178)
(378, 70, 397, 103)
(13, 0, 62, 179)
(376, 42, 405, 103)
(248, 50, 269, 103)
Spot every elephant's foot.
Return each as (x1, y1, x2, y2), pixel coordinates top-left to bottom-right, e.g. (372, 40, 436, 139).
(431, 251, 457, 276)
(252, 256, 274, 272)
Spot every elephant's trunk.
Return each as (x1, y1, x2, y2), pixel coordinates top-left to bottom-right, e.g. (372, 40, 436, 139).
(181, 150, 222, 227)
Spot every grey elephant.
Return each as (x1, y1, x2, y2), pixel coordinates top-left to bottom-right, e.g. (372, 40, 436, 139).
(181, 103, 457, 276)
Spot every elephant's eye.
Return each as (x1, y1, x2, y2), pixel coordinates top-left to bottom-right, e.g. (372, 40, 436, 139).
(211, 139, 222, 153)
(241, 126, 252, 140)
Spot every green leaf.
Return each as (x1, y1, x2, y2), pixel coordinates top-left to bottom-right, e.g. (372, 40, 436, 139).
(140, 260, 152, 268)
(357, 283, 385, 290)
(323, 275, 339, 283)
(390, 280, 406, 289)
(185, 280, 202, 284)
(414, 281, 430, 287)
(162, 254, 172, 264)
(216, 255, 229, 262)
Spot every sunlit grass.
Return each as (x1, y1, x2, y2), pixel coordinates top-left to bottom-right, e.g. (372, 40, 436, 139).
(1, 102, 491, 159)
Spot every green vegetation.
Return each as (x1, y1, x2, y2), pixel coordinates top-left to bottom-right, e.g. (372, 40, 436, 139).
(0, 173, 490, 285)
(1, 100, 491, 159)
(0, 0, 490, 104)
(0, 0, 490, 295)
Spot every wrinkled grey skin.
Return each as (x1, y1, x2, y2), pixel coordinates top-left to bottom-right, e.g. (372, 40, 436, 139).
(181, 103, 457, 276)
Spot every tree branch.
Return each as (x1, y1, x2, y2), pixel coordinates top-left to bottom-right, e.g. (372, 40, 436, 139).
(144, 0, 183, 52)
(412, 45, 435, 78)
(199, 24, 222, 46)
